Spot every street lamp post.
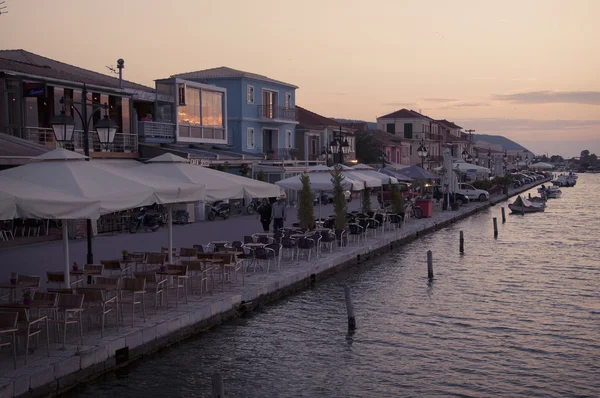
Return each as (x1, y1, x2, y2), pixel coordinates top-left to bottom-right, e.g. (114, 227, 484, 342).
(50, 84, 118, 264)
(461, 149, 473, 163)
(329, 125, 349, 165)
(417, 139, 428, 169)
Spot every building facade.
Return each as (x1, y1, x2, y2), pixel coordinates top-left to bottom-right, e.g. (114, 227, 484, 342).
(171, 67, 298, 160)
(0, 50, 149, 162)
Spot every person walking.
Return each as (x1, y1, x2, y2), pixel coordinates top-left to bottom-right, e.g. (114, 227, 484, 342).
(271, 197, 286, 231)
(257, 198, 272, 232)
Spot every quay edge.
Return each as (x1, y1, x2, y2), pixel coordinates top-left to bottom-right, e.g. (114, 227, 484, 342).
(4, 178, 550, 398)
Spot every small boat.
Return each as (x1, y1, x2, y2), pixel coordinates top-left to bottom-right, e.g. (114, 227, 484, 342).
(551, 173, 577, 187)
(545, 186, 562, 199)
(508, 195, 545, 214)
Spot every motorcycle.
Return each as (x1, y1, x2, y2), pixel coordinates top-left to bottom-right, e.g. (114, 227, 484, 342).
(172, 209, 190, 224)
(246, 199, 259, 216)
(207, 201, 231, 221)
(129, 208, 162, 233)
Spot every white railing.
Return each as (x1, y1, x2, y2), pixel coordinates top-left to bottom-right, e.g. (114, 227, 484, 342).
(138, 121, 176, 141)
(22, 127, 138, 153)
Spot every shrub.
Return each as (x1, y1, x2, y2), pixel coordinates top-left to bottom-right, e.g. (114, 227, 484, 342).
(297, 174, 315, 230)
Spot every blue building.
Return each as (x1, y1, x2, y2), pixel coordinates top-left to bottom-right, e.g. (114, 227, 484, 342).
(172, 67, 298, 159)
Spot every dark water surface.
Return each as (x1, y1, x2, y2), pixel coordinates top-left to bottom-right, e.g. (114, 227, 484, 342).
(71, 175, 600, 397)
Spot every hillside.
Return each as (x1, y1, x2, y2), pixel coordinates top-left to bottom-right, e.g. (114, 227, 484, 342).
(332, 118, 377, 130)
(473, 134, 528, 152)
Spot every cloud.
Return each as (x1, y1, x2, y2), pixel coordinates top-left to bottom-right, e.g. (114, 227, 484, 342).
(492, 91, 600, 105)
(437, 101, 490, 109)
(422, 98, 458, 103)
(453, 118, 600, 132)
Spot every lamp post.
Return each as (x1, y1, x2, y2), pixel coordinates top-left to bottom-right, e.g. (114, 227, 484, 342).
(473, 147, 479, 165)
(329, 125, 349, 165)
(417, 139, 428, 169)
(50, 84, 118, 264)
(321, 147, 333, 167)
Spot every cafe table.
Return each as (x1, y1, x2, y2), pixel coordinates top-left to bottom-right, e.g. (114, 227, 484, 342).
(70, 269, 102, 285)
(0, 282, 40, 302)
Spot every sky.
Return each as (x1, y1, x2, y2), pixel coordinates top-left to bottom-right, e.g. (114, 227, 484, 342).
(0, 0, 598, 158)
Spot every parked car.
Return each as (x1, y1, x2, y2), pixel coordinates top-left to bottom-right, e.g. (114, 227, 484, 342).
(423, 185, 469, 205)
(457, 183, 489, 201)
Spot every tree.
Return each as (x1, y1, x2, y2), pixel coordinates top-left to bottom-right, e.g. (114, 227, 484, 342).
(239, 163, 250, 177)
(389, 181, 404, 215)
(297, 174, 315, 230)
(330, 165, 348, 230)
(216, 162, 229, 172)
(355, 131, 385, 165)
(361, 187, 372, 213)
(256, 170, 265, 181)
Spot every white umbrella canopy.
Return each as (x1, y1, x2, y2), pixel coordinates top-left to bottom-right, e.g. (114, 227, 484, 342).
(144, 153, 281, 200)
(351, 164, 399, 184)
(0, 176, 101, 220)
(276, 170, 364, 191)
(452, 162, 491, 173)
(529, 162, 553, 170)
(441, 148, 460, 195)
(336, 165, 382, 188)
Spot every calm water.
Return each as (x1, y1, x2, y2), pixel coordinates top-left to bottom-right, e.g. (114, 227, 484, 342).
(71, 174, 600, 397)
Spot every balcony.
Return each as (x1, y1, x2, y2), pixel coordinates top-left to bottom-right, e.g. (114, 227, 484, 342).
(138, 121, 176, 143)
(257, 105, 297, 122)
(22, 127, 138, 154)
(257, 147, 299, 160)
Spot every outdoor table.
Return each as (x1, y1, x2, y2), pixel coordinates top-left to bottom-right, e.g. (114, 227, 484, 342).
(70, 269, 102, 285)
(0, 283, 40, 302)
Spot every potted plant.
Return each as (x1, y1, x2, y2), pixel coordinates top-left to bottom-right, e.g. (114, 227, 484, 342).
(10, 272, 17, 285)
(330, 165, 348, 246)
(122, 250, 129, 260)
(159, 264, 166, 272)
(297, 174, 315, 230)
(23, 289, 32, 305)
(266, 149, 275, 160)
(72, 262, 79, 271)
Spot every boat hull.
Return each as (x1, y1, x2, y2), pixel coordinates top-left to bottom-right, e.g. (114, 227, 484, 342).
(508, 204, 545, 214)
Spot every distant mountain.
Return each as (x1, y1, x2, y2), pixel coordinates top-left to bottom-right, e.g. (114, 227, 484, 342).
(473, 134, 529, 152)
(332, 118, 378, 130)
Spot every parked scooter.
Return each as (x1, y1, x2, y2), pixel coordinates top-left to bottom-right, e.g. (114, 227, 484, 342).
(129, 208, 162, 233)
(207, 201, 231, 221)
(172, 209, 190, 224)
(246, 199, 259, 216)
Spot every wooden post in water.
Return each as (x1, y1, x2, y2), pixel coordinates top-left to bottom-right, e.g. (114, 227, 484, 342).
(344, 285, 356, 330)
(427, 250, 433, 279)
(212, 372, 225, 398)
(459, 231, 464, 254)
(501, 207, 506, 223)
(493, 217, 498, 238)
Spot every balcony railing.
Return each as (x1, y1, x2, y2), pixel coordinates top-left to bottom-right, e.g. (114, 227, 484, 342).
(257, 147, 299, 160)
(257, 105, 297, 122)
(138, 121, 176, 142)
(22, 127, 138, 153)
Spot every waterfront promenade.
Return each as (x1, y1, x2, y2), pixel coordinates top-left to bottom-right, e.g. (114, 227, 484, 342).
(0, 180, 546, 397)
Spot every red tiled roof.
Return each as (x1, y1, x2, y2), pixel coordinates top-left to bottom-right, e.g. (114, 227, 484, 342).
(341, 122, 369, 132)
(296, 106, 341, 129)
(0, 49, 153, 92)
(436, 119, 463, 130)
(365, 130, 403, 147)
(378, 108, 431, 120)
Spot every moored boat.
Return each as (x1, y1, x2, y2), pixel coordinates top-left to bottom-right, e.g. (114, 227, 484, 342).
(545, 186, 562, 198)
(508, 195, 545, 214)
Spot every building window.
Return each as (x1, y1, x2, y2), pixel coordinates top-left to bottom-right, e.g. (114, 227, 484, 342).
(410, 145, 413, 156)
(285, 93, 292, 108)
(247, 85, 254, 104)
(201, 90, 223, 127)
(178, 87, 200, 126)
(386, 123, 395, 134)
(285, 130, 292, 148)
(404, 123, 413, 139)
(247, 128, 255, 149)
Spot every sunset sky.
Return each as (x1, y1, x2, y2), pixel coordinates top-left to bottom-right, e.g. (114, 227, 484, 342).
(1, 0, 598, 157)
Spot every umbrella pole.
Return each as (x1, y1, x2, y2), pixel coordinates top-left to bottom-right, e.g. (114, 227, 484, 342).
(319, 191, 322, 219)
(62, 220, 70, 286)
(168, 204, 174, 264)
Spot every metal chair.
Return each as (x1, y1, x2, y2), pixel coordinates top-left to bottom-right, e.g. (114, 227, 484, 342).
(178, 247, 197, 260)
(49, 294, 85, 349)
(0, 312, 18, 369)
(134, 272, 167, 310)
(180, 260, 212, 295)
(165, 264, 189, 307)
(77, 289, 118, 338)
(119, 278, 146, 326)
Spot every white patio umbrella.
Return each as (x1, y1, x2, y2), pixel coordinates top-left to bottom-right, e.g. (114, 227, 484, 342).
(451, 162, 491, 173)
(0, 149, 205, 279)
(143, 153, 281, 200)
(276, 167, 364, 218)
(529, 162, 553, 170)
(440, 148, 461, 207)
